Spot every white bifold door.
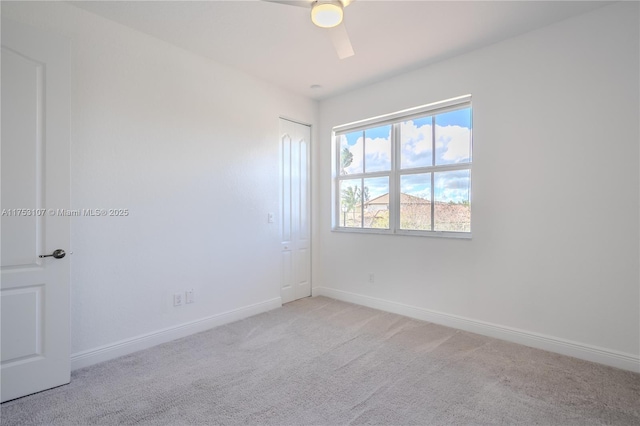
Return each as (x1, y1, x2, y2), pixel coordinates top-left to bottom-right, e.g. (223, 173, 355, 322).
(1, 19, 70, 402)
(280, 119, 311, 304)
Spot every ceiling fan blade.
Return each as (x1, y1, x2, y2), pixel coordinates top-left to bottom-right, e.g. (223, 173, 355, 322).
(262, 0, 312, 8)
(264, 0, 354, 8)
(328, 22, 355, 59)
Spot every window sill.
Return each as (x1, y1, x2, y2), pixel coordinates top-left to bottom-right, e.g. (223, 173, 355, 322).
(331, 227, 472, 239)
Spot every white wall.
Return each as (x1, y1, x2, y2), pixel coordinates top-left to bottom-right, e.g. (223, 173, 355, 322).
(2, 1, 317, 366)
(4, 1, 638, 373)
(314, 2, 640, 371)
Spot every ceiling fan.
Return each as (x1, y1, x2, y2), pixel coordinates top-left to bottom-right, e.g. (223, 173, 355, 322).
(265, 0, 356, 59)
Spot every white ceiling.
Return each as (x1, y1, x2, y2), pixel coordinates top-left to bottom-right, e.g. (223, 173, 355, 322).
(71, 0, 609, 100)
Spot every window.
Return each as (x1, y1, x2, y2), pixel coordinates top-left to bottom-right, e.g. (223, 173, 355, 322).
(333, 95, 472, 237)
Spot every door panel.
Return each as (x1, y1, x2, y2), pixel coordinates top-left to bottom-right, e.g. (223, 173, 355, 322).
(1, 18, 70, 403)
(1, 47, 42, 267)
(280, 119, 311, 304)
(0, 286, 43, 362)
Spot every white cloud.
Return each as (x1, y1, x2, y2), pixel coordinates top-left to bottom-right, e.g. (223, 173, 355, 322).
(400, 174, 430, 198)
(436, 125, 471, 163)
(341, 123, 470, 175)
(435, 170, 470, 202)
(400, 121, 432, 168)
(363, 176, 389, 198)
(364, 136, 391, 172)
(342, 135, 391, 174)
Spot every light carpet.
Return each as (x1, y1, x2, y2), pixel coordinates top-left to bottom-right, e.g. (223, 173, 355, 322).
(1, 296, 639, 425)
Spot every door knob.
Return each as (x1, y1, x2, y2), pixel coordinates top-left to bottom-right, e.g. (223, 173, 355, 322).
(39, 249, 66, 259)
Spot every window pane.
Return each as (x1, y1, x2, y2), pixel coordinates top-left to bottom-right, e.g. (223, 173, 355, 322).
(434, 170, 470, 232)
(339, 131, 363, 175)
(400, 174, 432, 230)
(400, 116, 432, 169)
(435, 108, 471, 166)
(363, 177, 389, 229)
(364, 125, 391, 172)
(339, 179, 362, 228)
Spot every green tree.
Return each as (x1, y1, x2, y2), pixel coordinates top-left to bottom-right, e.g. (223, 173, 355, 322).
(341, 185, 371, 226)
(341, 185, 360, 212)
(340, 147, 353, 175)
(362, 186, 370, 203)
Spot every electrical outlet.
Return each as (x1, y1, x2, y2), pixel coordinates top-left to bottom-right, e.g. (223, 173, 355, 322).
(173, 293, 182, 307)
(368, 273, 375, 284)
(185, 289, 194, 304)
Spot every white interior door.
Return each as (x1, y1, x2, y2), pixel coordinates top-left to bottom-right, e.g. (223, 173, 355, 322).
(1, 19, 70, 403)
(280, 119, 311, 304)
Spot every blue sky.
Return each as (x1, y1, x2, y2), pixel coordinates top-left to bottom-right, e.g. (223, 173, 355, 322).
(339, 107, 471, 204)
(400, 171, 470, 203)
(342, 108, 470, 147)
(437, 108, 471, 128)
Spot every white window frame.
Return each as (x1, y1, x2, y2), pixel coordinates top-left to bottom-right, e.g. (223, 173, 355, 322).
(332, 95, 472, 238)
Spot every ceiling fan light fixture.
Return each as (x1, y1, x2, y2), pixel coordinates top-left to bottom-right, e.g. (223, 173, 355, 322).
(311, 1, 343, 29)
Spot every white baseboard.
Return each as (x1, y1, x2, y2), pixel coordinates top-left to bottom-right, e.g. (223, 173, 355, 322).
(71, 297, 282, 371)
(313, 286, 640, 373)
